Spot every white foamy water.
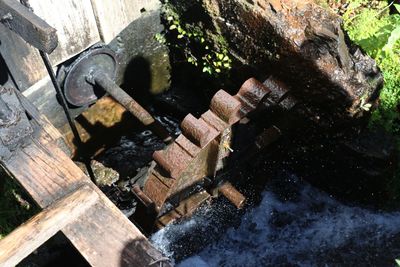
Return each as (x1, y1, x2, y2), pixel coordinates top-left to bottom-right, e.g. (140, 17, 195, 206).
(151, 174, 400, 266)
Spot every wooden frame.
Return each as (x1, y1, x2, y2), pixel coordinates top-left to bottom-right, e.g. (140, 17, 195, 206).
(0, 91, 171, 267)
(0, 185, 98, 266)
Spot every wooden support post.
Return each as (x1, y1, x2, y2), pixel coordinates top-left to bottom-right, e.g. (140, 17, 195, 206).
(0, 185, 98, 267)
(0, 0, 57, 53)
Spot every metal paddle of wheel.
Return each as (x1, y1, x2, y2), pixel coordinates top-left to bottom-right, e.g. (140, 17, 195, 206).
(62, 45, 172, 143)
(131, 76, 299, 232)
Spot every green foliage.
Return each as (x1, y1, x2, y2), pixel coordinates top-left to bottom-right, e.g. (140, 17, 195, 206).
(343, 0, 400, 135)
(0, 176, 36, 239)
(155, 2, 232, 76)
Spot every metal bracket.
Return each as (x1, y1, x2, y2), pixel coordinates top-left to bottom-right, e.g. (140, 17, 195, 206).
(0, 87, 33, 161)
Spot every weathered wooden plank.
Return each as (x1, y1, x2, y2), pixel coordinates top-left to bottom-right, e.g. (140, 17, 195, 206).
(29, 0, 100, 65)
(0, 184, 98, 267)
(5, 138, 87, 207)
(0, 23, 47, 90)
(0, 0, 57, 53)
(16, 87, 62, 141)
(90, 0, 159, 43)
(0, 0, 101, 89)
(64, 186, 170, 267)
(16, 87, 72, 156)
(0, 100, 171, 266)
(4, 138, 170, 266)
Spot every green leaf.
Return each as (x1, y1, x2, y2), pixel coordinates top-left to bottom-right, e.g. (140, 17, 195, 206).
(169, 25, 177, 30)
(394, 4, 400, 14)
(383, 26, 400, 53)
(361, 103, 372, 111)
(177, 34, 184, 39)
(395, 259, 400, 267)
(167, 16, 174, 21)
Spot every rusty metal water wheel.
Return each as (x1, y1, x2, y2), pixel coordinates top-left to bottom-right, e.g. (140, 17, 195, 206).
(131, 76, 298, 231)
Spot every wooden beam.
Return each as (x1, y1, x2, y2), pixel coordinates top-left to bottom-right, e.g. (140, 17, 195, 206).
(0, 184, 98, 267)
(0, 94, 171, 266)
(0, 0, 57, 53)
(15, 88, 71, 156)
(4, 137, 171, 266)
(0, 0, 101, 90)
(90, 0, 159, 43)
(63, 185, 170, 267)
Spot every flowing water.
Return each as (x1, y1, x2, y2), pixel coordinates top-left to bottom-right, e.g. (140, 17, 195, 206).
(95, 115, 400, 267)
(151, 173, 400, 266)
(85, 111, 400, 267)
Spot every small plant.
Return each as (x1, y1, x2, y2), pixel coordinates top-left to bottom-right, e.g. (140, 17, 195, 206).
(339, 0, 400, 200)
(343, 0, 400, 135)
(359, 97, 373, 112)
(155, 4, 232, 76)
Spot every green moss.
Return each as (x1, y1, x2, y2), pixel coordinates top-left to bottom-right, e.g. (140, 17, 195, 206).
(341, 0, 400, 202)
(343, 0, 400, 136)
(0, 174, 37, 239)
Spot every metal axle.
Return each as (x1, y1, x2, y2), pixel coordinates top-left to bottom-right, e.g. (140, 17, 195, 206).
(87, 71, 172, 144)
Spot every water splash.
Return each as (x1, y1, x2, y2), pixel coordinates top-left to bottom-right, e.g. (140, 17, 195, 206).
(151, 174, 400, 266)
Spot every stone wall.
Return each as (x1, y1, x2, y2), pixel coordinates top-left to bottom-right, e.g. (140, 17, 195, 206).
(169, 0, 383, 127)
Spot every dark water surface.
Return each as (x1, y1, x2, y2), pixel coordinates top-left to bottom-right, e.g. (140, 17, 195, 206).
(89, 112, 400, 267)
(96, 115, 400, 267)
(151, 173, 400, 267)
